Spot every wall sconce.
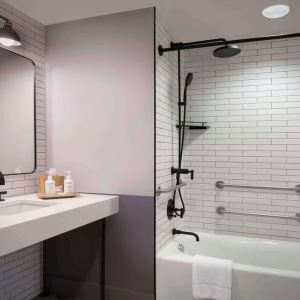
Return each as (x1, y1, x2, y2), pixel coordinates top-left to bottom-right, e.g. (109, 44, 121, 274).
(0, 15, 22, 47)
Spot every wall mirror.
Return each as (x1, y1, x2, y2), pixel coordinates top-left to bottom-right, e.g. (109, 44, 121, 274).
(0, 47, 36, 175)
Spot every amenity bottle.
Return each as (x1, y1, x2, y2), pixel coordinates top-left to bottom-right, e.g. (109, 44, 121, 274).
(64, 171, 74, 193)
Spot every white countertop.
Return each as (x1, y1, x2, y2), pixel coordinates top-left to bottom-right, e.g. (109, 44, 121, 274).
(0, 193, 119, 257)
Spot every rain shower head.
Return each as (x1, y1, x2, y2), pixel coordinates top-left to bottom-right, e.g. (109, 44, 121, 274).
(185, 72, 193, 87)
(213, 44, 241, 58)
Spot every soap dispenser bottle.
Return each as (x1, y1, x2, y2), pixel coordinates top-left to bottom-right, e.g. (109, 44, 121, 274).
(64, 171, 74, 193)
(45, 169, 55, 194)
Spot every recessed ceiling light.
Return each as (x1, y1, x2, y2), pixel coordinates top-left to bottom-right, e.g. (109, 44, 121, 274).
(262, 4, 290, 19)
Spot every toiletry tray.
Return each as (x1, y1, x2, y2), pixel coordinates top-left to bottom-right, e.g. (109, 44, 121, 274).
(37, 192, 80, 200)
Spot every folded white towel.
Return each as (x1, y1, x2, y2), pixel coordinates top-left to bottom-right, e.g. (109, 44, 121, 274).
(192, 255, 233, 300)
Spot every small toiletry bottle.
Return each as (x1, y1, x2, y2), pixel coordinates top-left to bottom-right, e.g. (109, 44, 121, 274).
(45, 169, 55, 194)
(64, 171, 74, 193)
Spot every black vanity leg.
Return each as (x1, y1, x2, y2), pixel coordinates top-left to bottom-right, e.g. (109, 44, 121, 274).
(101, 219, 106, 300)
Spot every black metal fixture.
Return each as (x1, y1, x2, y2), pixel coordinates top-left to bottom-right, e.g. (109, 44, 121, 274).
(0, 171, 7, 201)
(182, 72, 193, 105)
(176, 121, 210, 130)
(168, 71, 195, 219)
(158, 32, 300, 56)
(171, 167, 194, 180)
(0, 15, 22, 47)
(213, 44, 241, 58)
(166, 39, 242, 58)
(167, 199, 185, 220)
(172, 228, 200, 242)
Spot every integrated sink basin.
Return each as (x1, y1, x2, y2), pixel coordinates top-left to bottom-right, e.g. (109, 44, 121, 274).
(0, 200, 57, 216)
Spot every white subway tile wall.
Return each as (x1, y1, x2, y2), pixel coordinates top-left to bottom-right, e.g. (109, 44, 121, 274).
(0, 245, 42, 300)
(183, 38, 300, 241)
(0, 0, 45, 298)
(156, 12, 184, 252)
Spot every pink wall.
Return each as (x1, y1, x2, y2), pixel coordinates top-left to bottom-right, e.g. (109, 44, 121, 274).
(46, 8, 155, 197)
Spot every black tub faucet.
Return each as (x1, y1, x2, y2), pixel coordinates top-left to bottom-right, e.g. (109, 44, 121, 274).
(172, 228, 200, 242)
(0, 171, 7, 201)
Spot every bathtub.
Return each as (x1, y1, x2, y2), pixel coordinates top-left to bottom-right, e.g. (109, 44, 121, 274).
(157, 232, 300, 300)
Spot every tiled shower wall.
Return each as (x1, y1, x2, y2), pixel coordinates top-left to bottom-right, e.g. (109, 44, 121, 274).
(0, 0, 46, 298)
(183, 38, 300, 241)
(156, 12, 184, 252)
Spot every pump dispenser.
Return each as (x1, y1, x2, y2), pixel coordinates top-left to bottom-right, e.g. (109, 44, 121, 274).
(45, 168, 55, 194)
(64, 171, 74, 193)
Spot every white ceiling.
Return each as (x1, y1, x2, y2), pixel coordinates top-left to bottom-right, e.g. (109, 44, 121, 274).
(5, 0, 300, 41)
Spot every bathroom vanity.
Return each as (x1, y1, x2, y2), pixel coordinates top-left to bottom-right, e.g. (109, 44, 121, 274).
(0, 193, 119, 257)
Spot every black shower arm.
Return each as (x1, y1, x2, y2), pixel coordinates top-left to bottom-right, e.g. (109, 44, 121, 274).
(159, 32, 300, 55)
(171, 38, 227, 48)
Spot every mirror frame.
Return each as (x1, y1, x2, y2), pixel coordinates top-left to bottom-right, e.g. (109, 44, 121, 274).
(0, 47, 37, 176)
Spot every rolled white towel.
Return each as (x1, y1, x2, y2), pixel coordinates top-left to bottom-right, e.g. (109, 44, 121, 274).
(192, 255, 233, 300)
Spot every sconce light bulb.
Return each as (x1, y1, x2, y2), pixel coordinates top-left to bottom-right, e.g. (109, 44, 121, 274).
(0, 38, 15, 47)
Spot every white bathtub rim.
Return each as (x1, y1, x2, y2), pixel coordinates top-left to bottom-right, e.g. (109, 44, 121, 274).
(173, 231, 300, 247)
(157, 232, 300, 280)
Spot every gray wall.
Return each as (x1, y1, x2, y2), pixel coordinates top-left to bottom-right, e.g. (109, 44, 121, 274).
(46, 8, 155, 300)
(45, 221, 103, 299)
(105, 195, 155, 300)
(46, 8, 155, 197)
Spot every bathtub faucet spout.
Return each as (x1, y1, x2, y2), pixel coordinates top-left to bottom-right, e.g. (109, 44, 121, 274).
(172, 228, 200, 242)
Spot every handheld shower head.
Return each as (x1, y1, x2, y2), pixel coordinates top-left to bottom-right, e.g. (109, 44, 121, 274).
(185, 72, 193, 87)
(183, 73, 193, 105)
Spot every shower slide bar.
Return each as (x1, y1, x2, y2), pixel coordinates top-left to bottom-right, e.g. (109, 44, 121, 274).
(216, 206, 300, 222)
(216, 180, 300, 193)
(156, 181, 187, 196)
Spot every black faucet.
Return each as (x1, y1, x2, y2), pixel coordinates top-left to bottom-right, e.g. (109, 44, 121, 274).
(172, 228, 200, 242)
(0, 171, 7, 201)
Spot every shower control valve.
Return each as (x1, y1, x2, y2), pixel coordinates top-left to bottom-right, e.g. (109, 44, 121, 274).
(167, 199, 185, 219)
(171, 167, 194, 180)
